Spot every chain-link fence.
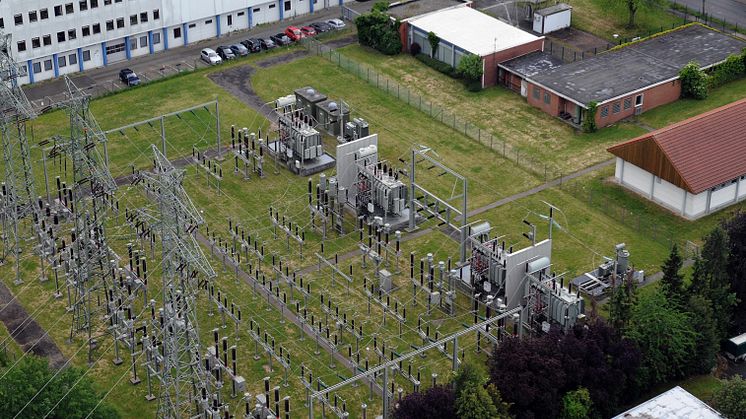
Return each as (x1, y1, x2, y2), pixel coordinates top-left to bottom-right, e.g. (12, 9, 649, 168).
(300, 37, 563, 182)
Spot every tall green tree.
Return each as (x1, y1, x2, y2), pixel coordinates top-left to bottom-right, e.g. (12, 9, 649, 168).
(453, 362, 502, 419)
(608, 272, 636, 334)
(624, 290, 699, 387)
(679, 61, 709, 99)
(690, 227, 737, 340)
(660, 244, 685, 303)
(724, 212, 746, 333)
(0, 356, 120, 419)
(560, 387, 592, 419)
(685, 294, 720, 374)
(713, 376, 746, 419)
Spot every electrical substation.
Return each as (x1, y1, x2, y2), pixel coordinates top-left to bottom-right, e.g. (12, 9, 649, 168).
(0, 25, 651, 418)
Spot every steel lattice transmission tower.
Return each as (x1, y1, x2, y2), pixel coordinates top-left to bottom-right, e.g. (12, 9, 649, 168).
(0, 29, 52, 285)
(137, 145, 221, 418)
(48, 76, 118, 361)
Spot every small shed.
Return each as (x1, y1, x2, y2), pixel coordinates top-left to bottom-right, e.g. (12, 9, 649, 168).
(294, 87, 327, 120)
(533, 3, 572, 34)
(316, 100, 350, 137)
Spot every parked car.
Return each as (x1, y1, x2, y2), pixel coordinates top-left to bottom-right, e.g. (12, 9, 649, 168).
(241, 38, 262, 53)
(311, 21, 331, 33)
(217, 46, 236, 60)
(327, 18, 346, 29)
(271, 33, 292, 46)
(118, 68, 141, 86)
(200, 48, 222, 65)
(259, 38, 276, 50)
(285, 26, 304, 41)
(230, 43, 249, 57)
(301, 26, 317, 37)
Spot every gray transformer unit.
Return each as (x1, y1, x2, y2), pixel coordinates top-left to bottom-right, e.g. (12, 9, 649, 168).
(316, 99, 350, 137)
(294, 86, 327, 121)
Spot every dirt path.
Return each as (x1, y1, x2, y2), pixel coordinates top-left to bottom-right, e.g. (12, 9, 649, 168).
(0, 281, 66, 368)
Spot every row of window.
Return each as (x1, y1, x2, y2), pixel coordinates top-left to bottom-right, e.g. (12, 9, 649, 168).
(7, 1, 149, 28)
(600, 95, 643, 118)
(29, 50, 89, 75)
(15, 10, 160, 53)
(531, 86, 552, 104)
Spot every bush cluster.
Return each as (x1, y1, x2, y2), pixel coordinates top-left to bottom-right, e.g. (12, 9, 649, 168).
(355, 3, 402, 56)
(415, 53, 458, 77)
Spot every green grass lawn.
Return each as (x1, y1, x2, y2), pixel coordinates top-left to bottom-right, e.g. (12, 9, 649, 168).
(571, 0, 684, 40)
(336, 44, 647, 176)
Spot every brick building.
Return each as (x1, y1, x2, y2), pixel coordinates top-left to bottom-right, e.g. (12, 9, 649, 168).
(398, 5, 544, 88)
(499, 24, 745, 128)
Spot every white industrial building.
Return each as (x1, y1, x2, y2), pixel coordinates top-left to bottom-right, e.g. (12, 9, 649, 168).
(608, 98, 746, 220)
(0, 0, 347, 85)
(612, 386, 722, 418)
(532, 3, 571, 34)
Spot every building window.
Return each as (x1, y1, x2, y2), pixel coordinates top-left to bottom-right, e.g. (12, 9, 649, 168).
(33, 62, 42, 74)
(284, 1, 292, 11)
(82, 25, 90, 36)
(153, 32, 161, 44)
(90, 0, 98, 8)
(116, 18, 124, 29)
(44, 59, 52, 71)
(106, 42, 125, 54)
(153, 9, 160, 20)
(68, 29, 76, 40)
(82, 50, 91, 61)
(104, 0, 112, 4)
(57, 31, 66, 42)
(29, 11, 38, 23)
(227, 15, 233, 26)
(543, 92, 550, 104)
(188, 23, 196, 29)
(55, 5, 63, 17)
(32, 38, 40, 48)
(253, 7, 261, 12)
(79, 1, 88, 11)
(140, 35, 148, 47)
(92, 23, 101, 34)
(635, 94, 643, 106)
(205, 19, 213, 25)
(65, 3, 74, 14)
(0, 18, 4, 29)
(58, 55, 67, 68)
(238, 11, 245, 17)
(623, 98, 631, 110)
(140, 12, 148, 23)
(612, 102, 621, 114)
(130, 15, 138, 25)
(69, 53, 77, 65)
(106, 20, 114, 31)
(17, 41, 26, 52)
(173, 27, 181, 38)
(269, 4, 276, 8)
(14, 14, 23, 26)
(43, 35, 52, 46)
(131, 37, 138, 49)
(532, 87, 540, 100)
(600, 106, 609, 118)
(40, 9, 49, 19)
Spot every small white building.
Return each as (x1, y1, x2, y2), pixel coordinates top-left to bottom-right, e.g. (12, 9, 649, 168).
(612, 386, 722, 418)
(533, 3, 571, 34)
(607, 98, 746, 220)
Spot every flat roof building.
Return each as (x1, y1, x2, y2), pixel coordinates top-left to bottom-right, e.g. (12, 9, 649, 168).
(500, 24, 745, 128)
(400, 4, 545, 88)
(607, 98, 746, 220)
(613, 386, 722, 418)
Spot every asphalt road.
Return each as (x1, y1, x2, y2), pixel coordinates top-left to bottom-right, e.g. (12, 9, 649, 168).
(21, 6, 348, 107)
(672, 0, 746, 29)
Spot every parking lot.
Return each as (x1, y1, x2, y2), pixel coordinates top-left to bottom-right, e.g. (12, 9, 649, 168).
(22, 6, 349, 110)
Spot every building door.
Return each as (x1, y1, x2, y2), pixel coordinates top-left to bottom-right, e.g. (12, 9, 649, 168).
(520, 80, 527, 97)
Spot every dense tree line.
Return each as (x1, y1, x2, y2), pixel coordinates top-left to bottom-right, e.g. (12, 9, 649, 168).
(355, 2, 402, 56)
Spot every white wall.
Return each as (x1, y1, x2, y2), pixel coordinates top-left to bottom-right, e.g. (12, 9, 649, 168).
(616, 158, 746, 220)
(3, 0, 353, 85)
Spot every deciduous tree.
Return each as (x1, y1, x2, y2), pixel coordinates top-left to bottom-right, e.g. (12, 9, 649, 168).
(713, 376, 746, 419)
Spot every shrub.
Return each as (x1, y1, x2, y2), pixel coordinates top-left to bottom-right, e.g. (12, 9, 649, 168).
(355, 9, 401, 55)
(456, 54, 483, 86)
(713, 376, 746, 419)
(679, 61, 708, 99)
(415, 53, 457, 77)
(410, 42, 421, 56)
(708, 53, 746, 88)
(428, 31, 440, 58)
(582, 102, 598, 133)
